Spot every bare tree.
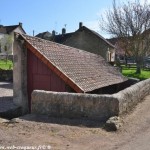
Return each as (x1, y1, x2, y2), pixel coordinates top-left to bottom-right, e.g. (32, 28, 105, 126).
(100, 0, 150, 74)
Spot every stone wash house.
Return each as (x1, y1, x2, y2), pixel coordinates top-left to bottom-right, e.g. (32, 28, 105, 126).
(13, 33, 127, 113)
(36, 23, 115, 63)
(0, 22, 26, 56)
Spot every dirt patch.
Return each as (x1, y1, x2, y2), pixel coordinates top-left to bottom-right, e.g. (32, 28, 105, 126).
(0, 94, 150, 150)
(0, 82, 150, 149)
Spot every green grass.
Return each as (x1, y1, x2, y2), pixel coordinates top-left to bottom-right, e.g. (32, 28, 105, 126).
(122, 66, 150, 80)
(0, 59, 13, 70)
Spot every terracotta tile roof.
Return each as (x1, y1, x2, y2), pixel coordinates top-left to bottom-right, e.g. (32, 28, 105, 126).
(17, 33, 127, 93)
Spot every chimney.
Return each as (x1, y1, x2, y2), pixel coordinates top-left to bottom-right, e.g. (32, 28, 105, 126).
(79, 22, 83, 29)
(52, 30, 55, 36)
(62, 28, 66, 35)
(19, 22, 22, 27)
(33, 30, 35, 36)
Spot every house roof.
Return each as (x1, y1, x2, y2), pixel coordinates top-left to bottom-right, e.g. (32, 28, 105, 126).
(16, 33, 127, 93)
(0, 25, 7, 34)
(78, 26, 115, 48)
(107, 37, 118, 45)
(52, 32, 74, 43)
(54, 26, 115, 48)
(0, 24, 26, 34)
(36, 26, 115, 48)
(36, 31, 52, 39)
(35, 31, 73, 44)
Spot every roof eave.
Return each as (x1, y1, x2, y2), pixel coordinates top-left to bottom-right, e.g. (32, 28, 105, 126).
(84, 77, 128, 93)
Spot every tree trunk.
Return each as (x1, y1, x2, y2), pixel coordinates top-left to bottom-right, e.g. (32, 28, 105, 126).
(136, 56, 142, 74)
(136, 64, 141, 74)
(125, 55, 127, 67)
(5, 54, 8, 64)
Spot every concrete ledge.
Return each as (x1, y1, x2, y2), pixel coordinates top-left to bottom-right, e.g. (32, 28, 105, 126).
(31, 79, 150, 121)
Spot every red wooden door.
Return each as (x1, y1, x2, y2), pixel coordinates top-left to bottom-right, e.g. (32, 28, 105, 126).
(27, 49, 67, 111)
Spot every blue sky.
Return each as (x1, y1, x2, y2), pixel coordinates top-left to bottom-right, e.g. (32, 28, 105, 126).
(0, 0, 149, 38)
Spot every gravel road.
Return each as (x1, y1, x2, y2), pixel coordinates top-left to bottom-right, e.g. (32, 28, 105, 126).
(0, 82, 150, 150)
(0, 82, 13, 97)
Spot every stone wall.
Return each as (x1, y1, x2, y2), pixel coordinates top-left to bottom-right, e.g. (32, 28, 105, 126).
(32, 91, 119, 121)
(31, 79, 150, 121)
(13, 36, 28, 114)
(114, 78, 150, 113)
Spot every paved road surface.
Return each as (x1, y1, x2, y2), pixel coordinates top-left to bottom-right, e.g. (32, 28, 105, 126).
(0, 82, 13, 113)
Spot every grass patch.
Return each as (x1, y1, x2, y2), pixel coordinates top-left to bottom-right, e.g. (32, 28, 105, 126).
(0, 59, 13, 70)
(122, 66, 150, 80)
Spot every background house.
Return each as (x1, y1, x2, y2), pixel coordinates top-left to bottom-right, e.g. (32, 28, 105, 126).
(108, 29, 150, 67)
(108, 37, 127, 64)
(63, 23, 115, 63)
(36, 22, 115, 64)
(13, 33, 127, 113)
(35, 31, 52, 40)
(0, 22, 26, 57)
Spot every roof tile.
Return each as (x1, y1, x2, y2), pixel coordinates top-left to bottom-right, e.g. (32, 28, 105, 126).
(20, 34, 127, 92)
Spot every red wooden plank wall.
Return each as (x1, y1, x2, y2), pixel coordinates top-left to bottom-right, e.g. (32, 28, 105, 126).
(27, 49, 67, 110)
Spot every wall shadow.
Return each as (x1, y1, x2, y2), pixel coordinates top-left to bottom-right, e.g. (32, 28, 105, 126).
(0, 82, 13, 90)
(18, 114, 105, 128)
